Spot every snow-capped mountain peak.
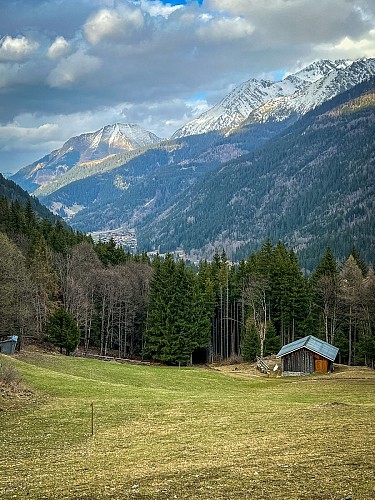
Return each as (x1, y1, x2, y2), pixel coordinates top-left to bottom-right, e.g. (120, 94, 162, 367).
(172, 58, 374, 138)
(12, 123, 162, 191)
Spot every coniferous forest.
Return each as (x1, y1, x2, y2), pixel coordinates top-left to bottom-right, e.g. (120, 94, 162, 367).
(1, 184, 374, 368)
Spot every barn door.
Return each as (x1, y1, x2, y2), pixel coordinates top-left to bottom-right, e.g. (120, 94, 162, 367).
(314, 359, 328, 373)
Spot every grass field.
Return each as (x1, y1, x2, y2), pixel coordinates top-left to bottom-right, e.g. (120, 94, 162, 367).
(1, 352, 374, 500)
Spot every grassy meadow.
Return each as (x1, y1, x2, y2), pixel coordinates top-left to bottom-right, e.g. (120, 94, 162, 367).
(1, 351, 374, 499)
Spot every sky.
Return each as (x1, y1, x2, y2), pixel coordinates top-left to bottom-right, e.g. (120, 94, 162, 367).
(1, 0, 375, 173)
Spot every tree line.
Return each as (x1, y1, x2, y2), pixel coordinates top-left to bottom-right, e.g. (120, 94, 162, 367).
(1, 196, 374, 367)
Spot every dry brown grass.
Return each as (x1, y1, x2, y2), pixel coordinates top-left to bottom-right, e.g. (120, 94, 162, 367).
(0, 352, 374, 499)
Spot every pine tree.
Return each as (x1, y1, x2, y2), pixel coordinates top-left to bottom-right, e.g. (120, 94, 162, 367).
(264, 321, 280, 356)
(242, 321, 260, 361)
(46, 307, 80, 355)
(350, 246, 368, 277)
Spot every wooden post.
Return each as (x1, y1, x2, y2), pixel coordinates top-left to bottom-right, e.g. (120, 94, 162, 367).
(91, 402, 94, 436)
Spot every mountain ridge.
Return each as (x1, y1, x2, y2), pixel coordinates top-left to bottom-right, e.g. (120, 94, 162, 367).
(172, 58, 375, 137)
(11, 123, 162, 193)
(138, 78, 375, 269)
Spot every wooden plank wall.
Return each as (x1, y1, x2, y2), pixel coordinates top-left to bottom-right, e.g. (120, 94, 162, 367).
(282, 348, 314, 373)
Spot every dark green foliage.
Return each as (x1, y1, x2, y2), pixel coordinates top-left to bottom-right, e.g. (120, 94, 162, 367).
(94, 238, 129, 266)
(312, 247, 337, 280)
(46, 307, 80, 355)
(0, 173, 65, 225)
(242, 322, 260, 361)
(145, 256, 211, 365)
(139, 80, 375, 270)
(264, 322, 280, 356)
(350, 246, 368, 277)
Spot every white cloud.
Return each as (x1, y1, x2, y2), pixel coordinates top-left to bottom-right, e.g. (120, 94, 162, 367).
(0, 122, 59, 151)
(207, 0, 373, 46)
(313, 30, 375, 60)
(140, 0, 183, 18)
(0, 63, 19, 88)
(47, 50, 101, 87)
(197, 16, 254, 42)
(1, 0, 375, 172)
(0, 35, 39, 61)
(47, 36, 71, 59)
(84, 6, 144, 45)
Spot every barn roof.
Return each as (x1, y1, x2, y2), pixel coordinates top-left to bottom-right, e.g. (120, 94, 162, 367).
(276, 335, 339, 361)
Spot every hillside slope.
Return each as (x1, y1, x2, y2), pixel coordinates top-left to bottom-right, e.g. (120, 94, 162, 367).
(39, 122, 288, 229)
(0, 173, 63, 225)
(139, 79, 375, 269)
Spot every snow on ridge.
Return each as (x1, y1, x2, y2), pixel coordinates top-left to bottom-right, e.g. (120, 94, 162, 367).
(172, 58, 375, 139)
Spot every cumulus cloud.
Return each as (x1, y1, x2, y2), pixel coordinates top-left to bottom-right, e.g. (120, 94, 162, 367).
(84, 5, 144, 45)
(197, 16, 254, 42)
(207, 0, 373, 46)
(313, 29, 375, 60)
(0, 0, 375, 172)
(47, 50, 101, 87)
(0, 35, 39, 61)
(0, 122, 58, 146)
(0, 63, 19, 88)
(47, 36, 71, 59)
(140, 0, 183, 18)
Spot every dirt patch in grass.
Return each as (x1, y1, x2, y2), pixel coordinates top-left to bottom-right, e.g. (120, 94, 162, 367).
(0, 382, 34, 399)
(210, 355, 280, 378)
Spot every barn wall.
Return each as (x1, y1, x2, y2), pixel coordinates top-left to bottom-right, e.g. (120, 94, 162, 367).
(282, 348, 314, 373)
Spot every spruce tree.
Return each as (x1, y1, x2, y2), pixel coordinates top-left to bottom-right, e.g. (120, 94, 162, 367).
(242, 322, 260, 361)
(46, 307, 80, 355)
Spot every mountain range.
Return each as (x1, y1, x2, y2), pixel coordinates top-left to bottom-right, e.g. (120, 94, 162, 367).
(10, 57, 375, 269)
(140, 79, 375, 269)
(11, 123, 162, 194)
(172, 58, 375, 137)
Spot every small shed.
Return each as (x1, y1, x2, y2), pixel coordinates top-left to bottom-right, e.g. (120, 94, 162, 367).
(276, 335, 339, 376)
(0, 335, 18, 355)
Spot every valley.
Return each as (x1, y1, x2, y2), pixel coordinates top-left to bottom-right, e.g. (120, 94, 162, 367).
(10, 58, 375, 269)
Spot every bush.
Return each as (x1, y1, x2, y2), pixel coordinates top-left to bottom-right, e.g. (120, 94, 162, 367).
(0, 356, 21, 385)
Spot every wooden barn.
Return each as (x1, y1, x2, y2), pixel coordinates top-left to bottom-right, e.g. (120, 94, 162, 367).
(276, 335, 339, 376)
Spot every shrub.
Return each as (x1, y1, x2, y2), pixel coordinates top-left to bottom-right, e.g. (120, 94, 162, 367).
(0, 356, 21, 385)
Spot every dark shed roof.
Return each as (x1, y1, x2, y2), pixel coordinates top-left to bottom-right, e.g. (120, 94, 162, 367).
(276, 335, 339, 362)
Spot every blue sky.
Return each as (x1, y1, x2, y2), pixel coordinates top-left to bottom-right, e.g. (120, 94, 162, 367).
(0, 0, 375, 172)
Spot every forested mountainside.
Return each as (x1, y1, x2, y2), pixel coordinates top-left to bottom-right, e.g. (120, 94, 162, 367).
(139, 79, 375, 270)
(1, 186, 375, 368)
(13, 58, 375, 233)
(11, 123, 162, 194)
(39, 121, 287, 229)
(0, 173, 64, 225)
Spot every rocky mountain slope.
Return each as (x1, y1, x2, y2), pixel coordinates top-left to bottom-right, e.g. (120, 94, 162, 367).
(172, 58, 375, 137)
(139, 78, 375, 269)
(11, 123, 162, 193)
